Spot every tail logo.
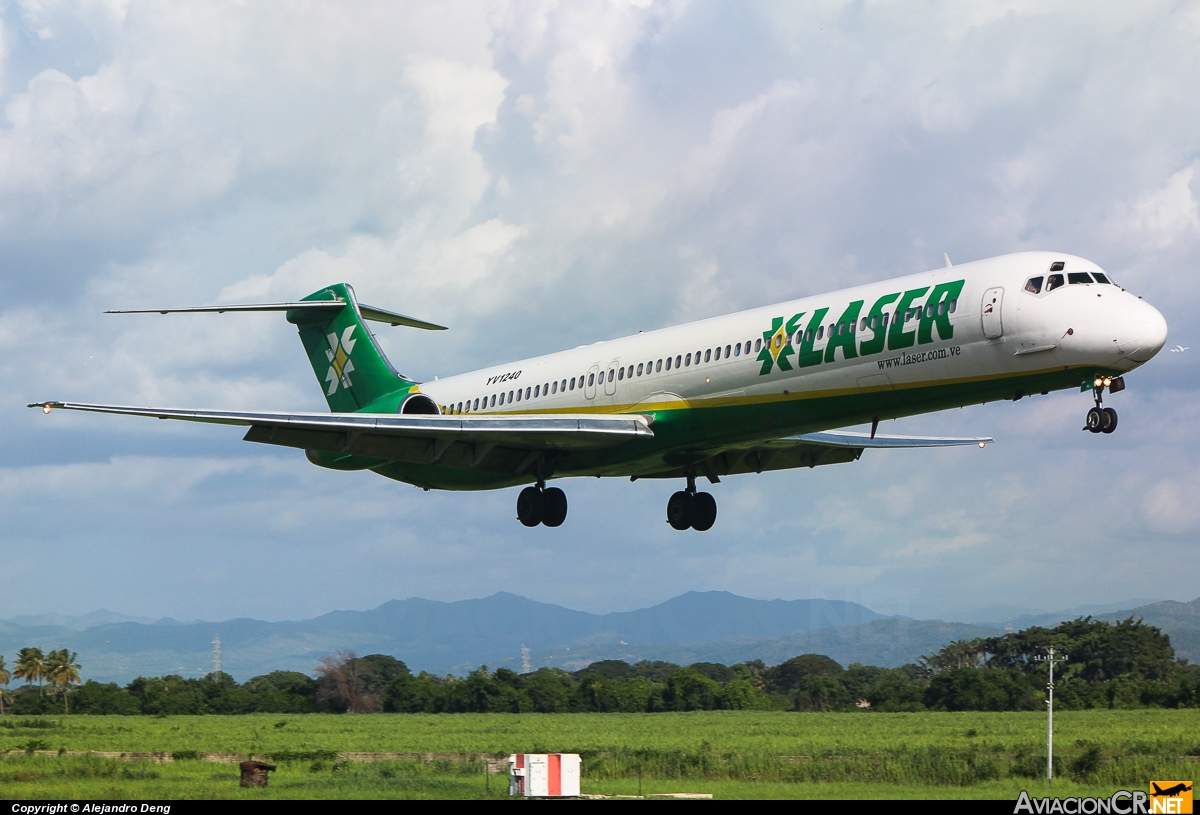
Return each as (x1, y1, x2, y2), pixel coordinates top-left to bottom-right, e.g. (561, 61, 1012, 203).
(325, 326, 357, 395)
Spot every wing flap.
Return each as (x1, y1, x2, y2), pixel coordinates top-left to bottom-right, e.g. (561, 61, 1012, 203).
(30, 401, 653, 452)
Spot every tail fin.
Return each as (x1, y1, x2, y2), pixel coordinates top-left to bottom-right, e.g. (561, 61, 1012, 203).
(288, 283, 432, 412)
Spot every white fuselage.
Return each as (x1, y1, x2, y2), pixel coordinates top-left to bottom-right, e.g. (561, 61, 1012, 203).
(416, 251, 1167, 428)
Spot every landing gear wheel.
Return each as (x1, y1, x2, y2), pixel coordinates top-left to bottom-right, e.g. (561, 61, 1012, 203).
(516, 486, 544, 527)
(667, 491, 695, 530)
(691, 492, 717, 532)
(542, 487, 568, 527)
(1101, 407, 1118, 434)
(1085, 407, 1103, 433)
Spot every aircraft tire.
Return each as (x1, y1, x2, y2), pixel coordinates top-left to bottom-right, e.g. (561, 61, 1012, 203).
(691, 492, 717, 531)
(667, 491, 695, 530)
(1085, 407, 1104, 433)
(1101, 407, 1118, 434)
(542, 487, 568, 527)
(517, 486, 545, 527)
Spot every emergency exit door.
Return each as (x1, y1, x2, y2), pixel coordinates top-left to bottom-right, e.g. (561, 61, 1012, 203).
(981, 287, 1004, 339)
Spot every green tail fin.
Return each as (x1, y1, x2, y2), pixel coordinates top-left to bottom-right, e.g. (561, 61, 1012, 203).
(287, 284, 413, 412)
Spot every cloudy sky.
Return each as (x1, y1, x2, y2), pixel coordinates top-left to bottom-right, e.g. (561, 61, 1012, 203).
(1, 0, 1197, 624)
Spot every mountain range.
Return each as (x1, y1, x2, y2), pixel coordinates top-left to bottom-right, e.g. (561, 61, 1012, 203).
(1, 593, 1195, 684)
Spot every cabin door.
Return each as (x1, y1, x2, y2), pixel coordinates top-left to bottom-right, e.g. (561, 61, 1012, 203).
(981, 287, 1004, 339)
(604, 360, 619, 397)
(584, 363, 600, 399)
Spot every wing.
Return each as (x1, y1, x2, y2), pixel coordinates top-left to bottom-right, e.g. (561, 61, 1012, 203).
(29, 401, 652, 471)
(634, 430, 993, 481)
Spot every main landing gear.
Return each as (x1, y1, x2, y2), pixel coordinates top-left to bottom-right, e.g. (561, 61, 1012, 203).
(516, 480, 568, 528)
(667, 475, 717, 532)
(1083, 375, 1124, 435)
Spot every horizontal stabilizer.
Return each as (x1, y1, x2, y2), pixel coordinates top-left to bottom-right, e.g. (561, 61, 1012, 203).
(106, 301, 447, 330)
(791, 430, 993, 448)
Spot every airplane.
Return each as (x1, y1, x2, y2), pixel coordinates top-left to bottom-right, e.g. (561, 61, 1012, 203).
(30, 250, 1167, 531)
(1151, 783, 1192, 797)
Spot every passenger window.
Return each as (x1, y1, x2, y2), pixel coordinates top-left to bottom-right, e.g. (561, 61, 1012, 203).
(924, 304, 933, 318)
(551, 382, 557, 394)
(938, 300, 947, 316)
(534, 385, 540, 397)
(569, 378, 575, 390)
(1050, 261, 1065, 272)
(509, 390, 514, 402)
(665, 357, 672, 370)
(817, 325, 824, 341)
(705, 349, 711, 362)
(516, 389, 522, 402)
(883, 312, 890, 326)
(1068, 272, 1093, 284)
(617, 367, 624, 380)
(725, 344, 731, 357)
(754, 339, 762, 352)
(674, 355, 681, 368)
(473, 398, 479, 411)
(744, 341, 752, 354)
(491, 395, 497, 407)
(1092, 272, 1111, 284)
(560, 380, 566, 392)
(1046, 274, 1065, 291)
(526, 387, 531, 400)
(588, 373, 595, 386)
(1025, 276, 1043, 294)
(627, 366, 633, 378)
(949, 299, 957, 313)
(860, 318, 868, 332)
(685, 353, 691, 366)
(608, 368, 615, 382)
(637, 363, 644, 376)
(656, 359, 663, 371)
(499, 392, 505, 405)
(733, 344, 740, 357)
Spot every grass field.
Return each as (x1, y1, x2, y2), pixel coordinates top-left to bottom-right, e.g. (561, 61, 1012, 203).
(2, 710, 1197, 799)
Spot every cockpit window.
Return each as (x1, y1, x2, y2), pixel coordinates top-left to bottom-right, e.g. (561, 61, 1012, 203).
(1068, 272, 1093, 285)
(1025, 276, 1043, 294)
(1092, 272, 1111, 284)
(1046, 273, 1065, 292)
(1050, 261, 1065, 272)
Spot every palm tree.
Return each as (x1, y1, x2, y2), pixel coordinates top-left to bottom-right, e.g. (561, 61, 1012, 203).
(0, 656, 10, 715)
(13, 647, 45, 697)
(45, 650, 81, 713)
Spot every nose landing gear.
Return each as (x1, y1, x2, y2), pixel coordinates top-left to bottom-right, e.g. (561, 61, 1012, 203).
(667, 475, 717, 532)
(1083, 376, 1122, 434)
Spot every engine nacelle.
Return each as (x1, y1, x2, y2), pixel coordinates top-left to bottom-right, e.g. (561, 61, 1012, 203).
(401, 393, 440, 414)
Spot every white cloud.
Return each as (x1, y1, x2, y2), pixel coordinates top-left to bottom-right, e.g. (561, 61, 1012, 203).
(1, 1, 1199, 620)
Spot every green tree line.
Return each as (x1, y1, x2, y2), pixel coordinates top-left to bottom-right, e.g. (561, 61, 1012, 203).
(2, 617, 1197, 715)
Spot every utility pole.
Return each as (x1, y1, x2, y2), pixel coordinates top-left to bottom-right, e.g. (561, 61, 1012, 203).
(1035, 645, 1068, 784)
(212, 633, 222, 680)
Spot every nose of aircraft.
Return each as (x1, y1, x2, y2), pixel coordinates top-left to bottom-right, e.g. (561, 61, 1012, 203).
(1113, 298, 1168, 363)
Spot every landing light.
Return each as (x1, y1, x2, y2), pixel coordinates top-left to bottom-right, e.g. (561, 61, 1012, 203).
(1094, 377, 1104, 388)
(1103, 377, 1112, 387)
(42, 404, 51, 414)
(978, 442, 986, 448)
